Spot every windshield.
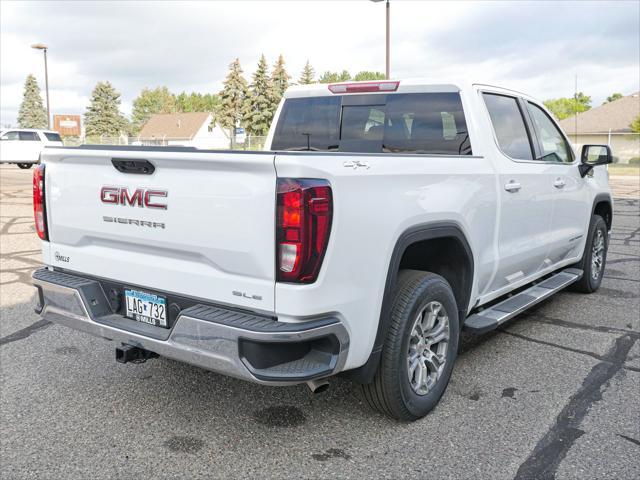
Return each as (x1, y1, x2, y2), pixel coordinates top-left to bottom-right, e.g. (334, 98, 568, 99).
(271, 92, 471, 155)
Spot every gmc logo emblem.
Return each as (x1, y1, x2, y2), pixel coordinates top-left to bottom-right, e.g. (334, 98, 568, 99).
(100, 186, 168, 210)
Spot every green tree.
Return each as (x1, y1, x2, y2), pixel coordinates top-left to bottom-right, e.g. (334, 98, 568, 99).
(218, 58, 248, 139)
(131, 86, 176, 131)
(271, 54, 291, 98)
(17, 74, 47, 129)
(604, 93, 623, 104)
(319, 70, 351, 83)
(631, 115, 640, 134)
(84, 81, 128, 137)
(353, 71, 386, 81)
(299, 60, 315, 84)
(175, 92, 220, 113)
(244, 54, 279, 136)
(543, 92, 592, 120)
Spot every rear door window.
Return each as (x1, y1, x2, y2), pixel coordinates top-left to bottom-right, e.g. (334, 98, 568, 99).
(18, 131, 40, 141)
(272, 92, 472, 155)
(383, 93, 470, 155)
(483, 93, 533, 160)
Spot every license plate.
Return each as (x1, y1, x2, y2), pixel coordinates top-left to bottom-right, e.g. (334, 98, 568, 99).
(124, 289, 168, 328)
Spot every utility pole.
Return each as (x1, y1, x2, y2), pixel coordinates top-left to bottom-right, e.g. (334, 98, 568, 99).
(371, 0, 391, 79)
(31, 43, 50, 129)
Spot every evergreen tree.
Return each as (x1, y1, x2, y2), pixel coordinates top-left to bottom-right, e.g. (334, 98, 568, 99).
(244, 54, 279, 136)
(131, 86, 176, 131)
(218, 58, 248, 137)
(17, 74, 47, 129)
(299, 60, 315, 85)
(271, 54, 291, 98)
(84, 81, 128, 137)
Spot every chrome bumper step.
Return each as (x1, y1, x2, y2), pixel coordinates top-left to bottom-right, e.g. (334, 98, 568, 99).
(32, 268, 349, 384)
(464, 268, 583, 334)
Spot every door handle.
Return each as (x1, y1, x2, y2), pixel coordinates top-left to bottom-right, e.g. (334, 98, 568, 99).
(553, 178, 566, 189)
(504, 180, 521, 192)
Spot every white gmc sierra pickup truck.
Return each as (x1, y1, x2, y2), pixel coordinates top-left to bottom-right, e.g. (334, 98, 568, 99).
(32, 79, 613, 420)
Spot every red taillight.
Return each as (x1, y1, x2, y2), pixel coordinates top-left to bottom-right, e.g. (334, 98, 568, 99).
(276, 179, 332, 283)
(328, 81, 399, 94)
(33, 164, 48, 241)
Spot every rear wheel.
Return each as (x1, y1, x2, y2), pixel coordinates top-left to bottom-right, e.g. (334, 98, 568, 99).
(571, 215, 608, 293)
(361, 270, 459, 421)
(17, 163, 33, 169)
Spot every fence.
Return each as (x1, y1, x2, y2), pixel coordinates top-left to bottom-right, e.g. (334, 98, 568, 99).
(63, 135, 268, 151)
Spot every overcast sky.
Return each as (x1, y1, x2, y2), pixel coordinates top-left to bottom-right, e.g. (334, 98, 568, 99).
(1, 0, 638, 126)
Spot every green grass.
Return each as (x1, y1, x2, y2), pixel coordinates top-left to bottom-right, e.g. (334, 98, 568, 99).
(608, 163, 640, 176)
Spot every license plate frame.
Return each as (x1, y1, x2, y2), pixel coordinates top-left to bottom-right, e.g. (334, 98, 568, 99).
(124, 288, 168, 328)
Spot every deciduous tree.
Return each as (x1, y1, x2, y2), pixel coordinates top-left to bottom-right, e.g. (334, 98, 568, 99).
(353, 71, 386, 81)
(631, 115, 640, 134)
(543, 93, 591, 120)
(604, 93, 623, 104)
(131, 86, 176, 131)
(319, 70, 351, 83)
(17, 74, 47, 129)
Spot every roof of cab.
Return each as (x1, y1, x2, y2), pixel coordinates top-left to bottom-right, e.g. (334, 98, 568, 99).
(283, 78, 532, 101)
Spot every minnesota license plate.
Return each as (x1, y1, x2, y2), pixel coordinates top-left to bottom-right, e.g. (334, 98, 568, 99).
(124, 289, 168, 328)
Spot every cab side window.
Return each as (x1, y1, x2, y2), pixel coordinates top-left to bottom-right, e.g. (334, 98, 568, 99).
(482, 93, 533, 160)
(527, 102, 573, 163)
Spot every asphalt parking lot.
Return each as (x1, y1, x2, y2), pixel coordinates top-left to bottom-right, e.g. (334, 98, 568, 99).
(1, 164, 638, 479)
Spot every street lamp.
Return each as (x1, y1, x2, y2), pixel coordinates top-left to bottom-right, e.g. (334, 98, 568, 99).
(31, 43, 50, 129)
(371, 0, 390, 79)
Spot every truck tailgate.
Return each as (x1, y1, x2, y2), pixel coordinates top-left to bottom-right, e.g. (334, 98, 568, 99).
(42, 147, 276, 312)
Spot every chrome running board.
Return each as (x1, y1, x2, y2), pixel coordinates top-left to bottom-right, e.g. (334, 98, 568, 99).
(464, 268, 583, 334)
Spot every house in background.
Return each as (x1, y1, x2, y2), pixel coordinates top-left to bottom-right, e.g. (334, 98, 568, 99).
(559, 92, 639, 163)
(136, 112, 229, 149)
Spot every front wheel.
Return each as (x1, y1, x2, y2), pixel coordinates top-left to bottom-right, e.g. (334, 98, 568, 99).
(17, 163, 33, 169)
(570, 215, 608, 293)
(360, 270, 459, 421)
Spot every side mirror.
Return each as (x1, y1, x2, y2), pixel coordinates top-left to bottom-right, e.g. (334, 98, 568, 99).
(579, 144, 613, 177)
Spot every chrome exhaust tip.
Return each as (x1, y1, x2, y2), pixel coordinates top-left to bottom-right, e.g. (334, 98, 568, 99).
(306, 378, 329, 394)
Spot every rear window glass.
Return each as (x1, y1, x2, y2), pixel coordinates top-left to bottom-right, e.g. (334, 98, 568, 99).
(271, 92, 471, 155)
(44, 132, 62, 142)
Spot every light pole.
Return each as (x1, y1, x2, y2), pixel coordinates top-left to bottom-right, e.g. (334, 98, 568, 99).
(371, 0, 390, 79)
(31, 43, 50, 129)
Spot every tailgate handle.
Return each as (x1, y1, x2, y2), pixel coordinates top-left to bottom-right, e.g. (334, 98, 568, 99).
(111, 158, 155, 175)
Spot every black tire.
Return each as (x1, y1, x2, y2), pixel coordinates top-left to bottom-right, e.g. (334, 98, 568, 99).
(17, 163, 33, 169)
(570, 215, 608, 293)
(360, 270, 460, 421)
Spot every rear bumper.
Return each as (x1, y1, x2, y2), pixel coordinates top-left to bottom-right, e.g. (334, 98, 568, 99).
(32, 267, 349, 385)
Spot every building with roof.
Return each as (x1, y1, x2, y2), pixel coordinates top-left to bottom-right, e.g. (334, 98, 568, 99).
(136, 112, 230, 149)
(558, 92, 639, 163)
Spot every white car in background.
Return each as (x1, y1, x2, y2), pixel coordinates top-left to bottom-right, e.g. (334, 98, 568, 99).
(0, 128, 63, 169)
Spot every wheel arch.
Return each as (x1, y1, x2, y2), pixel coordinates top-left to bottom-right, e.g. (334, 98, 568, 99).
(342, 221, 474, 384)
(592, 193, 613, 231)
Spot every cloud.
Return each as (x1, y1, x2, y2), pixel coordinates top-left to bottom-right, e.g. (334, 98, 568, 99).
(1, 0, 638, 126)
